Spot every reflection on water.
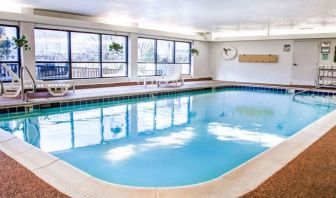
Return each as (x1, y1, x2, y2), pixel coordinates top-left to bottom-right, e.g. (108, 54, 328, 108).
(208, 122, 285, 147)
(0, 96, 192, 152)
(105, 128, 195, 162)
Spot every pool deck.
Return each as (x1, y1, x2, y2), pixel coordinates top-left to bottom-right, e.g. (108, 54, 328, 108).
(242, 126, 336, 198)
(0, 80, 329, 110)
(1, 80, 336, 197)
(0, 80, 222, 108)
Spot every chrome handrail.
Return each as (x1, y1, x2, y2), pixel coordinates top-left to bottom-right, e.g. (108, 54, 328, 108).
(293, 82, 336, 100)
(20, 66, 37, 102)
(0, 79, 3, 96)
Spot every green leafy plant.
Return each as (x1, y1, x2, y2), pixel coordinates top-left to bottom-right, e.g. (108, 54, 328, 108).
(109, 42, 123, 53)
(12, 35, 31, 51)
(190, 48, 199, 56)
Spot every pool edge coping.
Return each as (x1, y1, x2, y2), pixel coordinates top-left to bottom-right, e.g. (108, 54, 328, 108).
(1, 87, 336, 197)
(1, 81, 335, 114)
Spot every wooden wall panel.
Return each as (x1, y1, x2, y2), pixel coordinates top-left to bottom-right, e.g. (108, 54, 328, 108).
(239, 54, 279, 63)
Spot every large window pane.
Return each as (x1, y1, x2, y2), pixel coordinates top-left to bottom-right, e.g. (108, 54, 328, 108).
(35, 29, 69, 61)
(72, 63, 100, 78)
(0, 25, 19, 81)
(138, 63, 156, 76)
(0, 63, 19, 81)
(157, 40, 174, 63)
(175, 42, 190, 64)
(157, 64, 169, 76)
(102, 35, 126, 62)
(71, 32, 99, 62)
(0, 26, 18, 61)
(102, 63, 127, 77)
(138, 38, 155, 62)
(36, 63, 70, 80)
(181, 64, 191, 75)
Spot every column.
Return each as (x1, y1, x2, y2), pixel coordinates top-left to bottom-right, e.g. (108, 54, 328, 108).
(19, 22, 36, 79)
(129, 33, 138, 82)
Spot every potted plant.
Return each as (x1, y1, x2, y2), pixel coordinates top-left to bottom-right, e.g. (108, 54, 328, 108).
(12, 35, 31, 66)
(109, 42, 123, 53)
(12, 35, 31, 51)
(190, 48, 199, 56)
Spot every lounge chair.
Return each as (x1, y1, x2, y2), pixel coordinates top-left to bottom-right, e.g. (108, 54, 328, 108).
(157, 64, 184, 87)
(1, 63, 75, 97)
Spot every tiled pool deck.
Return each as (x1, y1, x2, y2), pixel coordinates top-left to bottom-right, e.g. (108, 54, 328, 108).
(0, 80, 334, 113)
(1, 80, 336, 197)
(0, 80, 221, 112)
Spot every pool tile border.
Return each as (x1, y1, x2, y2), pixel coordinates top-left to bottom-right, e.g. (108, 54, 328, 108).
(1, 84, 336, 115)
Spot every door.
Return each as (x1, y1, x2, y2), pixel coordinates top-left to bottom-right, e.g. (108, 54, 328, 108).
(291, 41, 319, 85)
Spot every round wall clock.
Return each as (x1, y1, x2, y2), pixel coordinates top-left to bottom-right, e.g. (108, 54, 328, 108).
(222, 46, 238, 60)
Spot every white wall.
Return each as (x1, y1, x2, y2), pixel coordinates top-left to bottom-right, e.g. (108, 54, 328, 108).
(210, 38, 336, 86)
(210, 40, 294, 85)
(192, 41, 212, 78)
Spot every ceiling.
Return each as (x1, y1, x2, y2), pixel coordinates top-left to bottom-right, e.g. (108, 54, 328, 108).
(1, 0, 336, 37)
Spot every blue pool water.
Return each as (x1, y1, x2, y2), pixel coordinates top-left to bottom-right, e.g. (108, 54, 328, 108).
(0, 88, 335, 187)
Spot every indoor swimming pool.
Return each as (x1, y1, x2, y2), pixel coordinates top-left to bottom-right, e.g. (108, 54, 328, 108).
(0, 87, 334, 187)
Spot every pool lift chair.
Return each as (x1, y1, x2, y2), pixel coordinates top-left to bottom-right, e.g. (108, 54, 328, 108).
(1, 63, 75, 101)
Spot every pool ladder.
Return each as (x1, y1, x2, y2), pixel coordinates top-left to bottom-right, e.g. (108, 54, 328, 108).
(20, 66, 37, 102)
(0, 79, 3, 96)
(293, 82, 336, 100)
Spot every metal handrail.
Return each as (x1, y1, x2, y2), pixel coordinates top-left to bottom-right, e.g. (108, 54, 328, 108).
(293, 82, 336, 99)
(20, 66, 37, 102)
(0, 79, 3, 96)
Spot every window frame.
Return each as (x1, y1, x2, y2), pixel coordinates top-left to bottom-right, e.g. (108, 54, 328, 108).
(0, 24, 21, 82)
(35, 27, 128, 80)
(138, 37, 191, 76)
(35, 28, 71, 80)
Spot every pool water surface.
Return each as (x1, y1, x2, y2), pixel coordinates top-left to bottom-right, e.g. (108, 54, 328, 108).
(0, 88, 334, 187)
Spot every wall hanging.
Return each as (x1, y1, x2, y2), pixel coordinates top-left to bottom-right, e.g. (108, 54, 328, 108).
(321, 41, 331, 54)
(283, 44, 291, 52)
(222, 46, 237, 60)
(239, 54, 278, 63)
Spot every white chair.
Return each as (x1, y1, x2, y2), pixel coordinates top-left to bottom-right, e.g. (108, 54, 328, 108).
(1, 63, 75, 97)
(157, 64, 184, 87)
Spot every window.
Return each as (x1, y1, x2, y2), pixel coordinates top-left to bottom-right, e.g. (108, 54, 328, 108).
(138, 38, 156, 76)
(35, 29, 70, 80)
(137, 38, 191, 76)
(0, 25, 20, 81)
(35, 28, 128, 79)
(175, 42, 191, 74)
(71, 32, 100, 78)
(102, 35, 127, 77)
(157, 40, 174, 63)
